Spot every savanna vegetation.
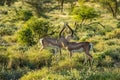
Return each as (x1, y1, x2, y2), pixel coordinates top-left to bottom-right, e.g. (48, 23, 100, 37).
(0, 0, 120, 80)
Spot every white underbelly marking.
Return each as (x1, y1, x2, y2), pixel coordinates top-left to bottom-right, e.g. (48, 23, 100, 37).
(72, 48, 83, 53)
(48, 44, 59, 49)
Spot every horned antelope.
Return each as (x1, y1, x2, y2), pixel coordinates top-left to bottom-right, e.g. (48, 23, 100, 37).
(59, 24, 94, 65)
(39, 22, 75, 55)
(39, 37, 62, 55)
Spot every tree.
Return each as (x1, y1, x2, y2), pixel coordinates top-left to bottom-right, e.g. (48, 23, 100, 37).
(97, 0, 120, 18)
(56, 0, 77, 12)
(24, 0, 52, 16)
(72, 5, 99, 24)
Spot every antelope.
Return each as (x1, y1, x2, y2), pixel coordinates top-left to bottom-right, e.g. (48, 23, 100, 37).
(39, 22, 74, 55)
(59, 23, 94, 65)
(39, 37, 62, 55)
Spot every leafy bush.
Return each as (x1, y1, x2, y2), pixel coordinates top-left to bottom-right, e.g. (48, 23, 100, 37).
(117, 21, 120, 28)
(17, 27, 35, 46)
(96, 46, 120, 67)
(0, 54, 9, 68)
(17, 17, 53, 46)
(16, 9, 33, 21)
(72, 5, 100, 21)
(20, 67, 49, 80)
(86, 69, 120, 80)
(7, 53, 28, 69)
(27, 17, 51, 39)
(0, 24, 16, 36)
(25, 47, 52, 69)
(20, 68, 81, 80)
(104, 46, 120, 62)
(95, 42, 108, 52)
(106, 29, 120, 39)
(0, 68, 29, 80)
(105, 39, 120, 46)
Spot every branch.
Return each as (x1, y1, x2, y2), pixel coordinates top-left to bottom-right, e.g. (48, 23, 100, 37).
(86, 22, 105, 29)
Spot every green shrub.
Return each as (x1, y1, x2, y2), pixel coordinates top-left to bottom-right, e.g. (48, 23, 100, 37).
(0, 46, 7, 51)
(20, 67, 49, 80)
(27, 17, 53, 40)
(0, 68, 29, 80)
(17, 17, 53, 46)
(97, 46, 120, 67)
(72, 5, 100, 21)
(0, 24, 16, 36)
(95, 42, 108, 52)
(7, 53, 28, 69)
(17, 27, 35, 46)
(86, 69, 120, 80)
(104, 46, 120, 62)
(16, 9, 33, 21)
(52, 53, 85, 71)
(106, 29, 120, 39)
(0, 54, 9, 68)
(26, 48, 52, 69)
(117, 22, 120, 28)
(105, 39, 120, 46)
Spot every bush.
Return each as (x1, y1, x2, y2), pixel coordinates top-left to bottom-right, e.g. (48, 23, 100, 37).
(105, 39, 120, 46)
(117, 22, 120, 28)
(17, 17, 53, 46)
(27, 17, 53, 39)
(16, 9, 33, 21)
(95, 42, 108, 52)
(86, 69, 120, 80)
(0, 68, 29, 80)
(7, 53, 28, 69)
(104, 46, 120, 62)
(96, 46, 120, 67)
(106, 29, 120, 39)
(25, 47, 52, 69)
(17, 27, 35, 46)
(20, 67, 49, 80)
(72, 5, 100, 21)
(0, 24, 16, 36)
(0, 54, 9, 68)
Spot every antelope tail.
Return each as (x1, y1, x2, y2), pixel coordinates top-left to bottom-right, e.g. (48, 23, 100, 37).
(89, 43, 95, 53)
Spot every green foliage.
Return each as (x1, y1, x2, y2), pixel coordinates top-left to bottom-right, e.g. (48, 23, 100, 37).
(16, 9, 33, 21)
(117, 22, 120, 28)
(26, 49, 52, 69)
(0, 0, 18, 6)
(0, 68, 29, 80)
(106, 39, 120, 46)
(104, 46, 120, 62)
(86, 69, 120, 80)
(17, 17, 53, 46)
(0, 24, 16, 36)
(26, 17, 52, 40)
(0, 54, 9, 68)
(106, 29, 120, 39)
(20, 67, 49, 80)
(17, 27, 35, 46)
(72, 5, 100, 20)
(95, 41, 108, 52)
(96, 46, 120, 67)
(0, 1, 120, 80)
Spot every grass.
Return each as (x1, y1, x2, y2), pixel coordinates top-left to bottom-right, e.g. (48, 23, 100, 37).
(0, 1, 120, 80)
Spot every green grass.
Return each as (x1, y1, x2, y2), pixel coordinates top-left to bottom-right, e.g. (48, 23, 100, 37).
(0, 1, 120, 80)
